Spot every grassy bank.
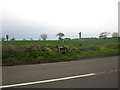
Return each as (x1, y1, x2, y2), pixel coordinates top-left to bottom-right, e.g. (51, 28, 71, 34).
(2, 38, 119, 66)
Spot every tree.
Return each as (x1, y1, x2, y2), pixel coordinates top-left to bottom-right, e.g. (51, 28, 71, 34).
(23, 38, 26, 41)
(2, 38, 5, 41)
(10, 38, 15, 41)
(41, 34, 47, 41)
(112, 32, 119, 38)
(99, 32, 110, 39)
(56, 32, 65, 40)
(30, 38, 33, 41)
(39, 38, 41, 41)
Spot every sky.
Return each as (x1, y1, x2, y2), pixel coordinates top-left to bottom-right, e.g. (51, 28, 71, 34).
(1, 0, 119, 40)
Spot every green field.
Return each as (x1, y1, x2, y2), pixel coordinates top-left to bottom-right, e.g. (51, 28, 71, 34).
(2, 38, 120, 65)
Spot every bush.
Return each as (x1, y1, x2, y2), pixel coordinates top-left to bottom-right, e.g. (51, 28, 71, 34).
(104, 43, 119, 49)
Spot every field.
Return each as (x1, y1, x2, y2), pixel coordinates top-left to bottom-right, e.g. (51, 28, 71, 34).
(2, 38, 120, 66)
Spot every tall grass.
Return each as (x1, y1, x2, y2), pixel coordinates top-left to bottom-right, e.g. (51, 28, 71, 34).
(2, 38, 119, 65)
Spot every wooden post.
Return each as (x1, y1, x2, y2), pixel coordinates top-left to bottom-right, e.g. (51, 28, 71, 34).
(79, 32, 82, 48)
(63, 40, 65, 47)
(57, 40, 59, 49)
(6, 35, 9, 54)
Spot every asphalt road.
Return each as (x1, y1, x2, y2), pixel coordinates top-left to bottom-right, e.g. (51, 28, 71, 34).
(2, 56, 118, 88)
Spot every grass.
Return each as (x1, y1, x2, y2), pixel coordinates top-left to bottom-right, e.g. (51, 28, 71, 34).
(2, 38, 118, 46)
(2, 38, 119, 66)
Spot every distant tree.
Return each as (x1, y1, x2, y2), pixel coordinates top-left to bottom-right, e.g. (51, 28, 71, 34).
(99, 32, 110, 39)
(112, 32, 119, 38)
(56, 32, 65, 40)
(23, 38, 25, 40)
(30, 38, 33, 41)
(65, 38, 71, 40)
(10, 38, 15, 41)
(41, 34, 47, 41)
(2, 38, 5, 41)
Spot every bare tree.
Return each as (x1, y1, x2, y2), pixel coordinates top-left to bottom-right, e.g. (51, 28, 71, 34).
(41, 34, 47, 41)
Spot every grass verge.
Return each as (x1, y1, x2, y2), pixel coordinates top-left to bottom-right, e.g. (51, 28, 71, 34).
(2, 39, 119, 66)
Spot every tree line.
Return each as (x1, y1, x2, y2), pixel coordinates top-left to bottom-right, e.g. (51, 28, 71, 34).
(99, 32, 119, 39)
(1, 32, 119, 41)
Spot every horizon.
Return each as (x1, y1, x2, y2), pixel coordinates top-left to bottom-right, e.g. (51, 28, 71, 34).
(1, 35, 116, 41)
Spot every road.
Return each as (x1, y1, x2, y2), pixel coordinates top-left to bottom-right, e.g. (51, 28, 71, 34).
(1, 56, 118, 88)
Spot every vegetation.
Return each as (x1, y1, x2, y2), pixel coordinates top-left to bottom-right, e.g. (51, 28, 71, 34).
(2, 38, 119, 66)
(10, 38, 15, 41)
(99, 32, 110, 39)
(56, 32, 65, 40)
(2, 38, 5, 41)
(41, 34, 47, 41)
(112, 32, 119, 38)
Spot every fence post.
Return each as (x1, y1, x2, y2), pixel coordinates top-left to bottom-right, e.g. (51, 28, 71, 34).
(6, 35, 9, 55)
(79, 32, 82, 48)
(63, 40, 65, 48)
(57, 40, 59, 49)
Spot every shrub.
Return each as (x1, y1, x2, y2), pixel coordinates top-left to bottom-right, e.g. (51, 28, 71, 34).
(104, 43, 119, 49)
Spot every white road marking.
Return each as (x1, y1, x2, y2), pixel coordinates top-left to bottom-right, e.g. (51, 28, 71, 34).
(0, 73, 96, 88)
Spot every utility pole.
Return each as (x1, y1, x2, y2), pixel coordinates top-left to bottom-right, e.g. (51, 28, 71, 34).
(79, 32, 82, 48)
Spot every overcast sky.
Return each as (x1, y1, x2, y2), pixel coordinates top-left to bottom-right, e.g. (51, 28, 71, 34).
(1, 0, 119, 40)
